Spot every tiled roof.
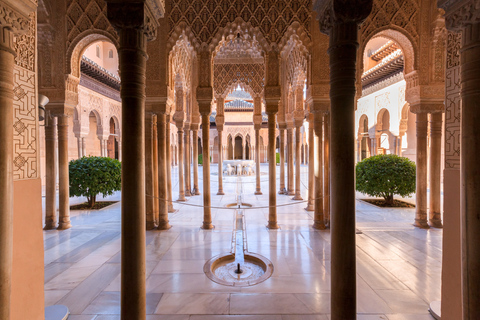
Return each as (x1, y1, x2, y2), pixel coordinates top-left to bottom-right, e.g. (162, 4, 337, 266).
(224, 100, 254, 111)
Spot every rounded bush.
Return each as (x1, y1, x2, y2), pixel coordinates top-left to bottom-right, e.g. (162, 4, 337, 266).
(69, 156, 121, 208)
(356, 154, 416, 205)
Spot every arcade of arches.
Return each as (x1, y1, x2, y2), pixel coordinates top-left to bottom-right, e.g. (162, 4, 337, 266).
(1, 0, 479, 319)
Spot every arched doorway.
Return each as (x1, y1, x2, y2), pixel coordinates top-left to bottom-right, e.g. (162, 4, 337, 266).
(234, 136, 243, 159)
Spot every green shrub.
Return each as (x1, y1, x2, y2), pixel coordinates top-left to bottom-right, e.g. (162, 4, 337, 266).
(198, 154, 203, 165)
(276, 152, 280, 164)
(356, 154, 416, 205)
(69, 156, 121, 208)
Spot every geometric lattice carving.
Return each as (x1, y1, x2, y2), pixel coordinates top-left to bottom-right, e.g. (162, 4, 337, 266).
(66, 0, 117, 48)
(13, 67, 38, 180)
(14, 12, 36, 72)
(361, 0, 419, 47)
(444, 31, 461, 169)
(170, 35, 194, 92)
(168, 0, 311, 45)
(284, 37, 308, 89)
(214, 63, 264, 98)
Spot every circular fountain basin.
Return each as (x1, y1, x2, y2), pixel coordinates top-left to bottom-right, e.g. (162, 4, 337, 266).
(225, 203, 253, 208)
(204, 253, 273, 287)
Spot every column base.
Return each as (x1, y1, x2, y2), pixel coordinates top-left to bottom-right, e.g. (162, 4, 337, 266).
(185, 190, 192, 197)
(157, 222, 172, 230)
(292, 195, 303, 201)
(201, 223, 214, 230)
(267, 222, 280, 229)
(278, 188, 285, 195)
(255, 190, 262, 195)
(57, 222, 72, 230)
(312, 221, 326, 230)
(217, 191, 225, 195)
(194, 187, 200, 195)
(44, 223, 57, 230)
(413, 219, 430, 229)
(146, 222, 156, 230)
(287, 190, 295, 195)
(429, 218, 443, 228)
(168, 205, 175, 213)
(305, 204, 314, 211)
(177, 196, 186, 202)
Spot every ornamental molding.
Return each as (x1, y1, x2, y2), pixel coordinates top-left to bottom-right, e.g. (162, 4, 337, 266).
(440, 0, 480, 31)
(0, 2, 30, 35)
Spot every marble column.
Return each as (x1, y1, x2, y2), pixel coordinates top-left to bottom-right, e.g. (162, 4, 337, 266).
(106, 4, 160, 316)
(145, 113, 156, 229)
(192, 128, 200, 195)
(157, 113, 171, 230)
(414, 112, 429, 228)
(267, 111, 279, 229)
(100, 139, 104, 157)
(153, 116, 160, 221)
(217, 129, 224, 195)
(176, 125, 186, 201)
(293, 124, 303, 200)
(459, 20, 480, 318)
(184, 125, 191, 197)
(313, 112, 325, 229)
(0, 24, 15, 319)
(255, 126, 262, 195)
(324, 112, 331, 226)
(57, 115, 72, 230)
(201, 113, 213, 229)
(166, 117, 175, 212)
(287, 128, 295, 195)
(429, 112, 443, 228)
(306, 119, 315, 211)
(278, 128, 286, 194)
(324, 3, 372, 317)
(44, 115, 57, 229)
(82, 137, 86, 157)
(77, 136, 83, 158)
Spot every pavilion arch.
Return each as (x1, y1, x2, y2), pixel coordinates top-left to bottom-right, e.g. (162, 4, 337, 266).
(358, 114, 369, 138)
(67, 31, 119, 79)
(169, 33, 195, 93)
(377, 108, 391, 133)
(88, 109, 103, 137)
(167, 22, 200, 52)
(110, 115, 121, 137)
(399, 103, 410, 135)
(278, 21, 312, 54)
(360, 27, 417, 75)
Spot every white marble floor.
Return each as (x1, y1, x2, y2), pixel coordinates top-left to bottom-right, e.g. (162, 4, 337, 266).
(43, 164, 440, 320)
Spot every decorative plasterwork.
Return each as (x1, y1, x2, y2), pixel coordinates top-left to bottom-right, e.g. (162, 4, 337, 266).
(13, 12, 36, 71)
(361, 0, 419, 48)
(440, 0, 480, 30)
(168, 0, 311, 46)
(282, 35, 308, 90)
(0, 2, 30, 34)
(13, 67, 38, 180)
(66, 0, 117, 49)
(170, 33, 194, 92)
(213, 63, 264, 98)
(213, 28, 264, 64)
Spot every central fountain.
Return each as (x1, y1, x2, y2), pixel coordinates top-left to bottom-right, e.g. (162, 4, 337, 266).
(204, 176, 274, 286)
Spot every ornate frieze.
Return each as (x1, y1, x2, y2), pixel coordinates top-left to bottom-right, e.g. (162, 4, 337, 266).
(440, 0, 480, 31)
(213, 63, 264, 98)
(79, 74, 120, 102)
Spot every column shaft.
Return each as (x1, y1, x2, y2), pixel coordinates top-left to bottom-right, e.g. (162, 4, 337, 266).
(461, 22, 480, 319)
(255, 128, 262, 194)
(57, 115, 71, 229)
(201, 114, 213, 229)
(117, 27, 147, 319)
(217, 130, 224, 195)
(324, 112, 331, 226)
(313, 115, 325, 229)
(267, 113, 278, 229)
(287, 128, 295, 195)
(153, 116, 160, 220)
(415, 112, 429, 228)
(429, 112, 443, 228)
(166, 119, 175, 212)
(44, 116, 57, 229)
(82, 137, 86, 157)
(77, 137, 82, 158)
(177, 127, 186, 201)
(0, 42, 15, 318)
(157, 113, 171, 230)
(184, 129, 191, 196)
(145, 113, 155, 229)
(192, 129, 200, 195)
(329, 21, 359, 320)
(293, 126, 303, 200)
(306, 124, 315, 211)
(279, 129, 285, 194)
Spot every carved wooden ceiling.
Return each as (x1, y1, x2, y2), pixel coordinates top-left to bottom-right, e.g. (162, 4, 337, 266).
(168, 0, 312, 45)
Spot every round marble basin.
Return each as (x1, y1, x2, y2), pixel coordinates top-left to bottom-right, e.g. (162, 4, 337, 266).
(204, 252, 273, 287)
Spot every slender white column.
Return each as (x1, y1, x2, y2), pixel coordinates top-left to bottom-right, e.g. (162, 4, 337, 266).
(176, 125, 186, 201)
(157, 113, 171, 230)
(44, 115, 57, 229)
(255, 127, 262, 195)
(57, 115, 72, 229)
(278, 128, 285, 194)
(429, 112, 443, 228)
(145, 113, 155, 229)
(166, 117, 175, 211)
(267, 111, 278, 229)
(293, 125, 303, 200)
(201, 113, 213, 229)
(192, 128, 200, 195)
(306, 121, 315, 211)
(217, 129, 224, 195)
(414, 112, 429, 228)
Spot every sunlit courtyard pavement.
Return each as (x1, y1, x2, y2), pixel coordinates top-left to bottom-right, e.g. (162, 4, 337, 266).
(43, 164, 440, 320)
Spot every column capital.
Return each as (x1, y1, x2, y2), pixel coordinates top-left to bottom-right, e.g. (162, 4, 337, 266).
(314, 0, 373, 35)
(197, 86, 213, 115)
(439, 0, 480, 31)
(106, 0, 164, 41)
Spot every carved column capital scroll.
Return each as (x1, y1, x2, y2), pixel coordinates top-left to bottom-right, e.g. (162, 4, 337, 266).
(106, 0, 163, 41)
(439, 0, 480, 31)
(0, 1, 34, 54)
(314, 0, 373, 35)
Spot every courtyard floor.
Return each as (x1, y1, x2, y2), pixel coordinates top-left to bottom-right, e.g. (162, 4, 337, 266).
(43, 164, 441, 320)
